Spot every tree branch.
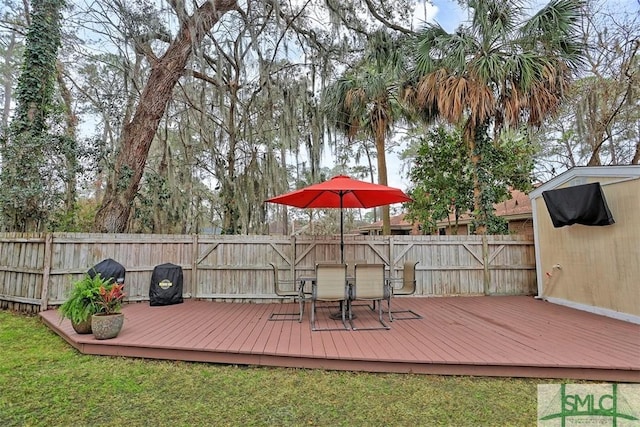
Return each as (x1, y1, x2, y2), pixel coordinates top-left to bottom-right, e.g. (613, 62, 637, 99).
(361, 0, 415, 35)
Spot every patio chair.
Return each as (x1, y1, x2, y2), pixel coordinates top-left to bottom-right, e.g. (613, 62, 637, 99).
(385, 261, 422, 321)
(268, 262, 305, 322)
(346, 259, 367, 306)
(349, 263, 389, 330)
(346, 259, 367, 278)
(311, 263, 350, 331)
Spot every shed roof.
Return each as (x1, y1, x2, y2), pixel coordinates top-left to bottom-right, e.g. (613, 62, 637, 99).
(529, 165, 640, 199)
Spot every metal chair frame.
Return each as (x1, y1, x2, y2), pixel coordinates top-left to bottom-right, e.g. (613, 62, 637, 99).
(345, 259, 370, 309)
(346, 259, 367, 279)
(311, 263, 350, 331)
(385, 260, 423, 321)
(268, 262, 305, 322)
(349, 263, 389, 330)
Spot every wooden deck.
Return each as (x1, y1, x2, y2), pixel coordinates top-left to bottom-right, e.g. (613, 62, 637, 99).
(40, 296, 640, 382)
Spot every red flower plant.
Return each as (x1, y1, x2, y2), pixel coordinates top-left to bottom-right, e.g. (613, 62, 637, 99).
(96, 284, 126, 315)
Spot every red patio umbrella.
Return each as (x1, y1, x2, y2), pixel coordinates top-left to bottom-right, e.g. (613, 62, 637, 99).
(266, 175, 412, 263)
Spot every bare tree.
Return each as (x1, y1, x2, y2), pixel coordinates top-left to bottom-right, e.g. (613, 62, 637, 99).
(93, 0, 239, 232)
(532, 0, 640, 178)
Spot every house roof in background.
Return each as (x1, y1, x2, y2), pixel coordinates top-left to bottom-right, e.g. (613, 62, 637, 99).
(358, 188, 533, 232)
(440, 188, 532, 226)
(358, 213, 416, 232)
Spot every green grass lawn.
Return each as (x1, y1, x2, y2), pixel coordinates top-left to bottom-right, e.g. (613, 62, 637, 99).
(0, 310, 558, 426)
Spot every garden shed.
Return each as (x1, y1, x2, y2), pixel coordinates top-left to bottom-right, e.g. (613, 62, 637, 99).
(529, 165, 640, 324)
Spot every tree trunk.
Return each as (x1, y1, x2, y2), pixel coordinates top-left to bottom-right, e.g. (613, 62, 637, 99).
(632, 139, 640, 165)
(464, 124, 485, 235)
(56, 61, 78, 215)
(375, 126, 390, 235)
(93, 0, 238, 233)
(221, 77, 238, 234)
(1, 32, 17, 132)
(587, 142, 602, 166)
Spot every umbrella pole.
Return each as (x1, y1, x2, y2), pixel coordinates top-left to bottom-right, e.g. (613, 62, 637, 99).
(329, 192, 354, 322)
(340, 193, 344, 264)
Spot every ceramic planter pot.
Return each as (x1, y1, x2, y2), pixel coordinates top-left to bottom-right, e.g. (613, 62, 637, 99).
(71, 319, 92, 334)
(91, 313, 124, 340)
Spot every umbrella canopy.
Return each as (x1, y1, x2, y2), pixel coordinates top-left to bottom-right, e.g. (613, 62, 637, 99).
(266, 175, 412, 262)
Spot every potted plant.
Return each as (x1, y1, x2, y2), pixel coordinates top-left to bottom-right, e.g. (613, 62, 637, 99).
(91, 283, 126, 340)
(58, 274, 111, 334)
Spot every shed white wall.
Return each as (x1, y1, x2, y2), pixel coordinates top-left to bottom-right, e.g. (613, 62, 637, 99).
(530, 167, 640, 323)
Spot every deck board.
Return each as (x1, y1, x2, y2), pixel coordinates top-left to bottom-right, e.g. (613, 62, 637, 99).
(39, 296, 640, 381)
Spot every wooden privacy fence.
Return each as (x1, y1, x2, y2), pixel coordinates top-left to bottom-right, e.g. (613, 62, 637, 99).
(0, 232, 536, 313)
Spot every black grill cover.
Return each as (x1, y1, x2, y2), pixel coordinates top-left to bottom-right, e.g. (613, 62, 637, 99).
(87, 258, 126, 285)
(542, 182, 615, 228)
(149, 263, 184, 306)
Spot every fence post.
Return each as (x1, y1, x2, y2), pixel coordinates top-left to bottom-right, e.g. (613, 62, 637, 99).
(290, 235, 296, 277)
(191, 234, 199, 299)
(389, 236, 396, 278)
(40, 233, 53, 310)
(482, 235, 490, 295)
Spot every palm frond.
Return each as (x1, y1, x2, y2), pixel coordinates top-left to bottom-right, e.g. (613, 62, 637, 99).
(521, 0, 587, 69)
(473, 53, 505, 85)
(405, 0, 587, 131)
(439, 76, 470, 124)
(471, 0, 525, 46)
(414, 23, 450, 74)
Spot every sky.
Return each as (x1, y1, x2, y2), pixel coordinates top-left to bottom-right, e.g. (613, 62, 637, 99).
(414, 0, 467, 31)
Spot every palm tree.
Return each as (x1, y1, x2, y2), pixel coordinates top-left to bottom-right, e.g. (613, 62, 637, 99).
(322, 31, 408, 235)
(403, 0, 586, 233)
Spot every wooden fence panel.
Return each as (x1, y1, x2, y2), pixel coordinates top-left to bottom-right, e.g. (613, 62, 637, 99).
(45, 233, 194, 304)
(486, 235, 537, 295)
(295, 235, 391, 275)
(388, 236, 485, 295)
(0, 234, 47, 312)
(195, 235, 294, 301)
(0, 233, 536, 312)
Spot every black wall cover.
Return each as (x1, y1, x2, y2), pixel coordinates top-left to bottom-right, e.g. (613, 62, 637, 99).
(149, 263, 184, 306)
(87, 258, 126, 285)
(542, 182, 615, 228)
